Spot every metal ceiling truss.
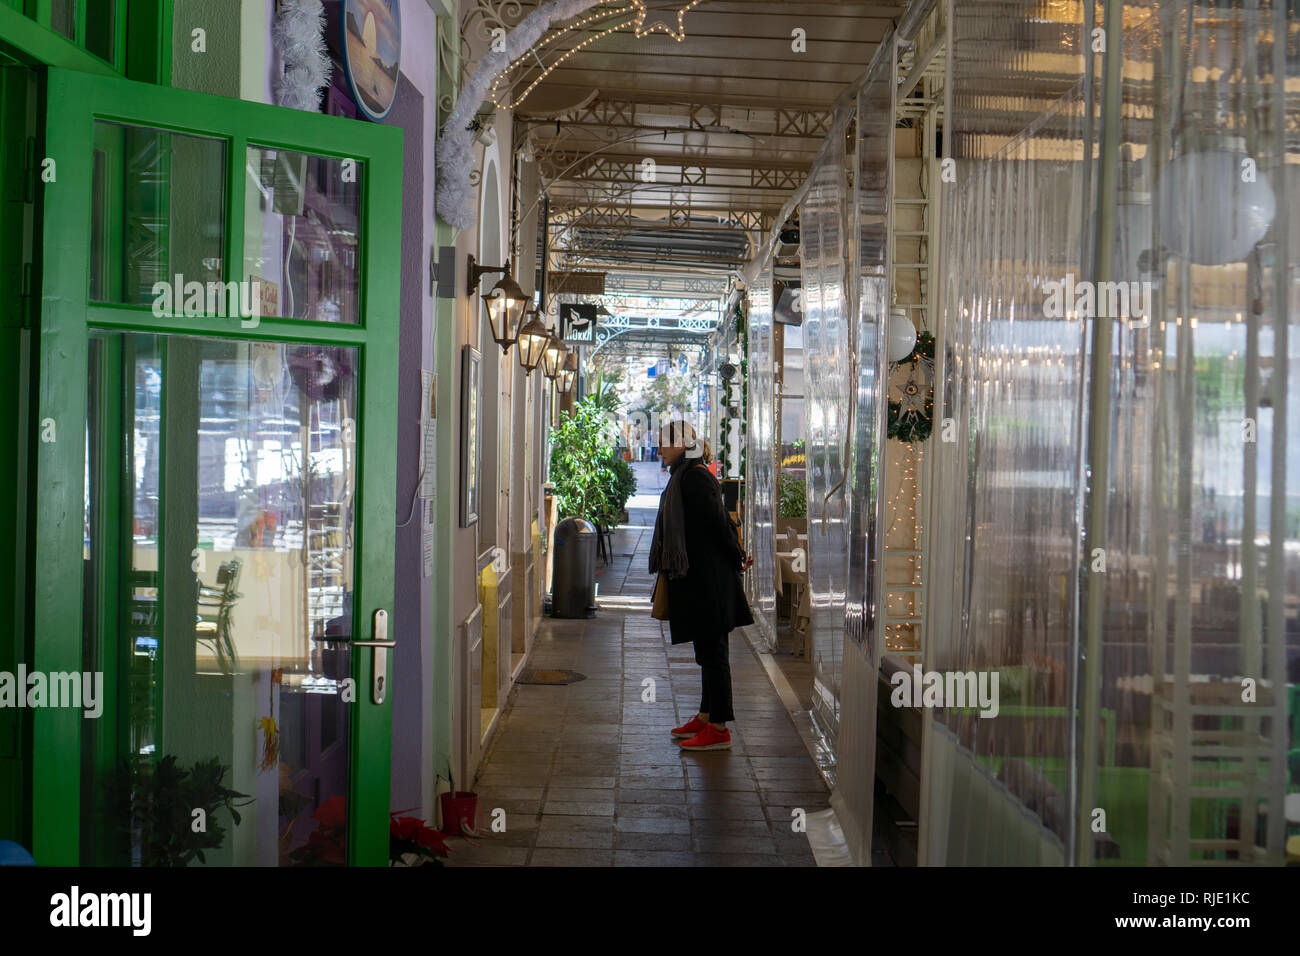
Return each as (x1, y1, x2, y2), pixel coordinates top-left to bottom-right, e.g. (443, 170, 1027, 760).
(540, 152, 807, 193)
(523, 98, 835, 144)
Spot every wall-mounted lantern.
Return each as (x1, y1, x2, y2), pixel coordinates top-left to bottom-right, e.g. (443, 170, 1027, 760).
(468, 255, 528, 353)
(516, 309, 552, 372)
(540, 329, 568, 380)
(557, 351, 578, 393)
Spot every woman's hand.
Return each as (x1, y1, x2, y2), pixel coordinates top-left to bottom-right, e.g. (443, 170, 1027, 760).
(741, 553, 754, 571)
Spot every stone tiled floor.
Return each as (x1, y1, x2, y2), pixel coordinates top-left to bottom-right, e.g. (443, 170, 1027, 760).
(446, 460, 829, 867)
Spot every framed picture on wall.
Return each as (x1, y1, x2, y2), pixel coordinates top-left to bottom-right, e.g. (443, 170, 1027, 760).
(460, 345, 481, 527)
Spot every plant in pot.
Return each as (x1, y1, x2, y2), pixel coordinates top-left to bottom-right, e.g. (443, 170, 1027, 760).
(107, 754, 252, 866)
(547, 395, 636, 529)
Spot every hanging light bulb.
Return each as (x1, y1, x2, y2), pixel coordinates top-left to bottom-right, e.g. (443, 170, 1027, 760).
(1161, 131, 1276, 266)
(886, 306, 918, 363)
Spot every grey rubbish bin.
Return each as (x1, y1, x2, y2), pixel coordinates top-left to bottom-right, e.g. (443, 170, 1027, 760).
(551, 516, 598, 618)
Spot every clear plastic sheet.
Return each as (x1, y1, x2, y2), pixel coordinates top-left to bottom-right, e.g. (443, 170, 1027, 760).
(923, 0, 1297, 865)
(745, 266, 779, 650)
(800, 117, 852, 751)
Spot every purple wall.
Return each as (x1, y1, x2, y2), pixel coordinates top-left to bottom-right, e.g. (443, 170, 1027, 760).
(382, 73, 429, 815)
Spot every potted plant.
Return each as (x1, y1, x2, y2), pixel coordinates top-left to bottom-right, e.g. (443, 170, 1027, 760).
(107, 754, 252, 866)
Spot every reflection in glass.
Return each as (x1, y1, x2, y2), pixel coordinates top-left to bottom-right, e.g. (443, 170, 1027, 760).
(243, 147, 363, 324)
(89, 122, 226, 306)
(83, 332, 359, 865)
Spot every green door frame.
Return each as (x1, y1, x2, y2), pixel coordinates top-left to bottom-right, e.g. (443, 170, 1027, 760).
(32, 67, 403, 865)
(0, 0, 162, 80)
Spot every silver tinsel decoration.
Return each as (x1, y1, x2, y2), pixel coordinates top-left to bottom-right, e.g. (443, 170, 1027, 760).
(273, 0, 332, 112)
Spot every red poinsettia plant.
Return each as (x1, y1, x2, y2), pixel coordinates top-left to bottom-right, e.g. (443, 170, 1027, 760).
(288, 797, 450, 867)
(390, 809, 451, 867)
(290, 795, 347, 866)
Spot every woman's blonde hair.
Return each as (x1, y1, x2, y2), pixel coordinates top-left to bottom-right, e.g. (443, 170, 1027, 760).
(660, 419, 713, 463)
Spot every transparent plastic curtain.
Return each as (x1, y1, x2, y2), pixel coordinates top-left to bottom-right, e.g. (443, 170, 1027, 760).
(924, 0, 1298, 866)
(1097, 0, 1297, 866)
(800, 119, 852, 751)
(923, 0, 1091, 864)
(851, 57, 894, 661)
(746, 266, 779, 650)
(828, 60, 897, 864)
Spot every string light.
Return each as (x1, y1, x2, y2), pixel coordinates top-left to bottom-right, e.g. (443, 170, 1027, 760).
(631, 0, 704, 40)
(489, 3, 636, 110)
(488, 1, 704, 111)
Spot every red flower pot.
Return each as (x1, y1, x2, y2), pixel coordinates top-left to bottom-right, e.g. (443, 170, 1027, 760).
(439, 791, 479, 836)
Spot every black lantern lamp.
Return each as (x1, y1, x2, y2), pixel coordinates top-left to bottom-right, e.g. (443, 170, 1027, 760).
(557, 351, 578, 392)
(516, 309, 552, 372)
(468, 256, 528, 353)
(540, 328, 568, 380)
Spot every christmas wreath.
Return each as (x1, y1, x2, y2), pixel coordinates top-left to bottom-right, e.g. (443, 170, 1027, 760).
(887, 331, 935, 443)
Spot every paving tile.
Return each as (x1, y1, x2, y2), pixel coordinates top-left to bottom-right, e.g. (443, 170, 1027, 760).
(548, 774, 616, 790)
(613, 830, 693, 852)
(615, 815, 692, 835)
(444, 844, 529, 866)
(534, 826, 615, 850)
(614, 850, 697, 867)
(691, 852, 782, 868)
(546, 787, 617, 803)
(619, 773, 687, 791)
(536, 814, 615, 832)
(615, 788, 687, 805)
(692, 833, 778, 855)
(542, 800, 615, 816)
(687, 802, 769, 821)
(530, 848, 614, 867)
(614, 802, 688, 820)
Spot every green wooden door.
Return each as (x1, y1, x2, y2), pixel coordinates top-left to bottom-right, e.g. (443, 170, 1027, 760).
(32, 68, 402, 866)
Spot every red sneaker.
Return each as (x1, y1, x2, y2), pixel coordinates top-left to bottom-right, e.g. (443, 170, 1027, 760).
(679, 725, 732, 751)
(671, 716, 708, 739)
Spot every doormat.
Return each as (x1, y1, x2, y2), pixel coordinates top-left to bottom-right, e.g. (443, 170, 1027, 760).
(517, 669, 587, 685)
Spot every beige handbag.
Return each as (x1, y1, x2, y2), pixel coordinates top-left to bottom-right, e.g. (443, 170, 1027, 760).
(651, 572, 670, 620)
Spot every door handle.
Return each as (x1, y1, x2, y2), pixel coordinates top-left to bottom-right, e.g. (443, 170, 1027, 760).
(352, 608, 394, 704)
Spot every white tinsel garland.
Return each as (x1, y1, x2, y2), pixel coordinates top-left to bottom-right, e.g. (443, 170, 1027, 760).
(273, 0, 332, 112)
(436, 0, 611, 229)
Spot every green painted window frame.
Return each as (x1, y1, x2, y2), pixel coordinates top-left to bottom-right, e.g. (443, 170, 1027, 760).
(0, 0, 146, 77)
(33, 68, 404, 866)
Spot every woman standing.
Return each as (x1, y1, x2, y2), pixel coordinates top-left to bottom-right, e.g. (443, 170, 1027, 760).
(649, 420, 754, 751)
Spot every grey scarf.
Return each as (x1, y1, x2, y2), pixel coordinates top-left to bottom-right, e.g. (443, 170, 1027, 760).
(648, 459, 693, 579)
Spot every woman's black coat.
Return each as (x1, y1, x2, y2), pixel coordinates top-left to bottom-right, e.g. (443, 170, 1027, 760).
(661, 460, 754, 644)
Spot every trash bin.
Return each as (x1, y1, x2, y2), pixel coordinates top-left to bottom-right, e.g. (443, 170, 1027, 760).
(551, 516, 597, 618)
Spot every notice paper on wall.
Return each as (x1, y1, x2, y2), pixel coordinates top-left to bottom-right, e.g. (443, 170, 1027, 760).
(421, 370, 437, 579)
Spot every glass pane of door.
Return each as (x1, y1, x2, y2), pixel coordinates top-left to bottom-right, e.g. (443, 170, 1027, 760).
(243, 146, 363, 324)
(83, 331, 360, 866)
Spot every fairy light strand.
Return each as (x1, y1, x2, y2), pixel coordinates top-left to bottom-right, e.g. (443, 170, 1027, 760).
(488, 1, 704, 111)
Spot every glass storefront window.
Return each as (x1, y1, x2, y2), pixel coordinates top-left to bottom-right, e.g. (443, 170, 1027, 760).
(89, 122, 227, 307)
(243, 147, 364, 324)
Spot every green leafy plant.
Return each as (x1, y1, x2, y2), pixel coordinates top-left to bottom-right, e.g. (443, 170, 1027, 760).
(588, 372, 624, 415)
(778, 475, 807, 518)
(548, 395, 637, 527)
(642, 373, 693, 419)
(108, 754, 252, 866)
